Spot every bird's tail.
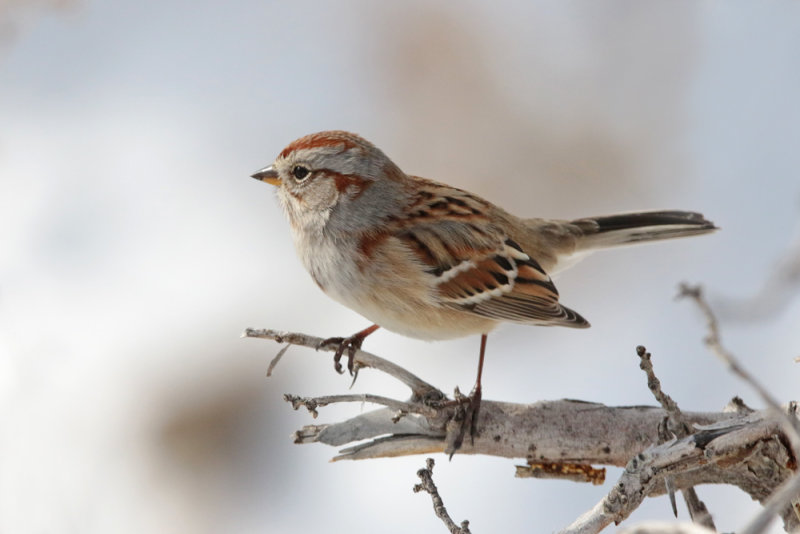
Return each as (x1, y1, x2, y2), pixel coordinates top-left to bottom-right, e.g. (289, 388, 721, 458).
(570, 210, 717, 252)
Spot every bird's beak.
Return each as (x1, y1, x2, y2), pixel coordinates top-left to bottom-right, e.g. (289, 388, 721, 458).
(251, 165, 280, 186)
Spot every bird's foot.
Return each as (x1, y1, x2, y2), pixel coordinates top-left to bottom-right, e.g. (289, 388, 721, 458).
(317, 325, 380, 375)
(443, 384, 482, 458)
(318, 335, 361, 375)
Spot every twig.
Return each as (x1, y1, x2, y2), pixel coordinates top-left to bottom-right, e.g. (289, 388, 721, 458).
(681, 488, 715, 530)
(243, 328, 442, 400)
(636, 346, 714, 530)
(636, 345, 686, 432)
(267, 344, 290, 377)
(413, 458, 471, 534)
(677, 285, 800, 440)
(284, 393, 439, 418)
(678, 283, 800, 532)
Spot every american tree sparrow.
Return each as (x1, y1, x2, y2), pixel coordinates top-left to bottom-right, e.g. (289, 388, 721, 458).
(252, 131, 716, 438)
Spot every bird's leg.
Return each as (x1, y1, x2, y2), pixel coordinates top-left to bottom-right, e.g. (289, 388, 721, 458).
(469, 333, 487, 437)
(318, 324, 380, 375)
(449, 334, 487, 455)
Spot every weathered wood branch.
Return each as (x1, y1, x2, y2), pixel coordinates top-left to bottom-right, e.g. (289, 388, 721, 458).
(244, 327, 800, 532)
(558, 412, 798, 534)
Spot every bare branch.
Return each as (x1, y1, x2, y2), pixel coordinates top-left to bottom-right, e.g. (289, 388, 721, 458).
(295, 398, 739, 464)
(283, 393, 439, 418)
(637, 345, 685, 431)
(243, 328, 443, 400)
(266, 343, 290, 377)
(678, 284, 800, 532)
(558, 415, 795, 534)
(413, 458, 471, 534)
(677, 285, 800, 440)
(636, 345, 715, 530)
(249, 326, 799, 532)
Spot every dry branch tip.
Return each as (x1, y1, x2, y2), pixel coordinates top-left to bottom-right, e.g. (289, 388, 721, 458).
(414, 458, 471, 534)
(284, 393, 319, 418)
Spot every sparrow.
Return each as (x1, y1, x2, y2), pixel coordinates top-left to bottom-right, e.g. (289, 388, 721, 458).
(252, 130, 716, 442)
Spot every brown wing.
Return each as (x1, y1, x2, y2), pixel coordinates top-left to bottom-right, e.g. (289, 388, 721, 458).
(435, 238, 589, 328)
(390, 183, 589, 328)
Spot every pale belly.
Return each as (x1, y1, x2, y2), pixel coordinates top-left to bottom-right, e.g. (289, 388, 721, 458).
(297, 235, 497, 340)
(350, 297, 499, 340)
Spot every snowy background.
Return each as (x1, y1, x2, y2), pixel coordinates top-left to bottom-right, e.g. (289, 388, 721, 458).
(2, 1, 799, 533)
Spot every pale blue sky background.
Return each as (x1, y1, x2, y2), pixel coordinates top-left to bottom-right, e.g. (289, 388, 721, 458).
(1, 1, 799, 533)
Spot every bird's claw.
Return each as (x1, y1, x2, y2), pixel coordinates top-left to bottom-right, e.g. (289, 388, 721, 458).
(443, 385, 483, 458)
(318, 335, 364, 375)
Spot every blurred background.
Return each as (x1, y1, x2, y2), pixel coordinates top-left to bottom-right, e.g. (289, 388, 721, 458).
(2, 1, 799, 532)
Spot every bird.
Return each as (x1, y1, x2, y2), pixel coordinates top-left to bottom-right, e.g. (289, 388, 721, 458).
(251, 130, 716, 442)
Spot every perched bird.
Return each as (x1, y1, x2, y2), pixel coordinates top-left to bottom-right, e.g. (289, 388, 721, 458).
(252, 130, 716, 440)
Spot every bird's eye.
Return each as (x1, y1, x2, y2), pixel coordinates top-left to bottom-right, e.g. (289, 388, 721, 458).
(292, 165, 310, 181)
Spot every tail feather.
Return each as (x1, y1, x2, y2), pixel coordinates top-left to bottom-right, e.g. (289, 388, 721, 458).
(571, 210, 718, 251)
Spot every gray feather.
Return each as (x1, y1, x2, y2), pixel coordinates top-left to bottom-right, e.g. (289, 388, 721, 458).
(571, 210, 718, 251)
